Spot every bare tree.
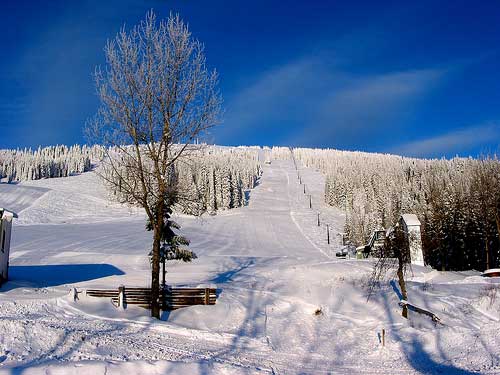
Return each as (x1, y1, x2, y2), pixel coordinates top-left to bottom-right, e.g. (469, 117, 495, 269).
(86, 11, 222, 318)
(368, 222, 411, 318)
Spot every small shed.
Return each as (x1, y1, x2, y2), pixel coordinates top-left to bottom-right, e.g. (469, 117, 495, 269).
(399, 214, 424, 266)
(0, 208, 18, 285)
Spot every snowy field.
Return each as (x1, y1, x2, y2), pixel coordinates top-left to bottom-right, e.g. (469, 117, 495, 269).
(0, 155, 499, 374)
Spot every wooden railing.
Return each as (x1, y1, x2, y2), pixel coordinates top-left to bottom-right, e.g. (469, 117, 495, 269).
(85, 286, 217, 310)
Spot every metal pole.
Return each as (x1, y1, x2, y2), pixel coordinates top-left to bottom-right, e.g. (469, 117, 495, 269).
(317, 213, 320, 226)
(327, 224, 330, 244)
(303, 184, 306, 194)
(309, 195, 312, 209)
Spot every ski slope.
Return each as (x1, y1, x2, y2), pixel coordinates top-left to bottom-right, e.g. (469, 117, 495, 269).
(0, 155, 499, 374)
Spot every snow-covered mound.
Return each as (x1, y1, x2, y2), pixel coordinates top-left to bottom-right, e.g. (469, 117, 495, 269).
(0, 183, 49, 214)
(1, 171, 141, 225)
(0, 152, 498, 374)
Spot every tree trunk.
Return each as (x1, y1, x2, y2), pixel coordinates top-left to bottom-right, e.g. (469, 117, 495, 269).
(496, 209, 500, 243)
(151, 226, 161, 319)
(397, 257, 408, 319)
(162, 258, 166, 289)
(485, 235, 490, 271)
(496, 210, 500, 268)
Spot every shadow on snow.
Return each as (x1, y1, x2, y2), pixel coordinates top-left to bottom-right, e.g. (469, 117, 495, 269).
(2, 264, 125, 290)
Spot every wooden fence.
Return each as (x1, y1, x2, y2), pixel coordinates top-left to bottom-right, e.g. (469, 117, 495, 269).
(85, 286, 217, 310)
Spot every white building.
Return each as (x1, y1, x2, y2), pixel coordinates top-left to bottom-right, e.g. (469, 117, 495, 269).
(0, 208, 18, 285)
(399, 214, 424, 266)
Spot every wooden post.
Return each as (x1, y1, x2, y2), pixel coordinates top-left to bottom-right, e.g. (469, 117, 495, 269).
(317, 212, 320, 226)
(118, 285, 125, 309)
(382, 328, 385, 347)
(327, 224, 330, 244)
(205, 288, 209, 305)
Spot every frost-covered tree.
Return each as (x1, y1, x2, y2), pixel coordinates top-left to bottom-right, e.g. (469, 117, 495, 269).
(0, 145, 102, 182)
(292, 147, 500, 272)
(86, 11, 222, 319)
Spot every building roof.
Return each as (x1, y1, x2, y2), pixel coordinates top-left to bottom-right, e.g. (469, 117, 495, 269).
(0, 208, 18, 219)
(401, 213, 420, 226)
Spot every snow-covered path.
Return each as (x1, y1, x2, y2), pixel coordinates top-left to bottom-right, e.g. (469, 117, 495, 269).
(0, 157, 499, 374)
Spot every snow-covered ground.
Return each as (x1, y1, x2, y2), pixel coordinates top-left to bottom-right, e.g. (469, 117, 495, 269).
(0, 155, 499, 374)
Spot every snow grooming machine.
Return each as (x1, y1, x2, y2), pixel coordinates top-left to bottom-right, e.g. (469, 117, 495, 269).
(0, 208, 18, 286)
(355, 229, 386, 259)
(349, 214, 425, 265)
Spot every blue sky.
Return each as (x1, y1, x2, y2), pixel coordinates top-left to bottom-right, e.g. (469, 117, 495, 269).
(1, 0, 500, 158)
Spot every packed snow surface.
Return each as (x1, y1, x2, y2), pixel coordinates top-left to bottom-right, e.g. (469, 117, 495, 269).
(0, 156, 499, 374)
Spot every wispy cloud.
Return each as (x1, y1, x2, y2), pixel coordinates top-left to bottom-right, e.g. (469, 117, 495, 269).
(305, 68, 444, 145)
(218, 57, 338, 143)
(218, 54, 446, 147)
(390, 123, 500, 158)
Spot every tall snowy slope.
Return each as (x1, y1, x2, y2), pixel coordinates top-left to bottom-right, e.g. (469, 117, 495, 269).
(0, 156, 498, 374)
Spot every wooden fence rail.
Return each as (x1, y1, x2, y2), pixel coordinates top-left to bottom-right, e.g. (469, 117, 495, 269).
(85, 286, 217, 310)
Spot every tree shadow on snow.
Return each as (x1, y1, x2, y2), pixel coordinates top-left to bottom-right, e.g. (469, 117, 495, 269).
(382, 281, 481, 375)
(243, 177, 261, 206)
(210, 258, 256, 285)
(2, 264, 125, 290)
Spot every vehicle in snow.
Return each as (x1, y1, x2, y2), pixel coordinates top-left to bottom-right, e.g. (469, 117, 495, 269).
(0, 208, 18, 286)
(336, 244, 356, 258)
(482, 268, 500, 277)
(355, 229, 386, 259)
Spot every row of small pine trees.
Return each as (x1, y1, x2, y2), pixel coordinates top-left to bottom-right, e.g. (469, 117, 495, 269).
(0, 144, 262, 216)
(0, 145, 104, 182)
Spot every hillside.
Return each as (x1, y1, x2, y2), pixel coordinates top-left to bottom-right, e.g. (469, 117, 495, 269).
(0, 151, 499, 374)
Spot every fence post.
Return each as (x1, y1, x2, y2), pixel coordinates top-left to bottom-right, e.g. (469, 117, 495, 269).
(317, 213, 320, 226)
(327, 224, 330, 244)
(205, 288, 209, 305)
(71, 287, 79, 302)
(118, 285, 125, 309)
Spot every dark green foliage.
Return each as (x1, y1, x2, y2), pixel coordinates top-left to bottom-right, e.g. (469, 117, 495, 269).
(294, 148, 500, 272)
(147, 204, 197, 274)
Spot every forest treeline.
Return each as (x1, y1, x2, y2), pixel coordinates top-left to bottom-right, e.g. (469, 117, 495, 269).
(0, 145, 104, 182)
(293, 148, 500, 271)
(0, 144, 261, 214)
(104, 146, 261, 214)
